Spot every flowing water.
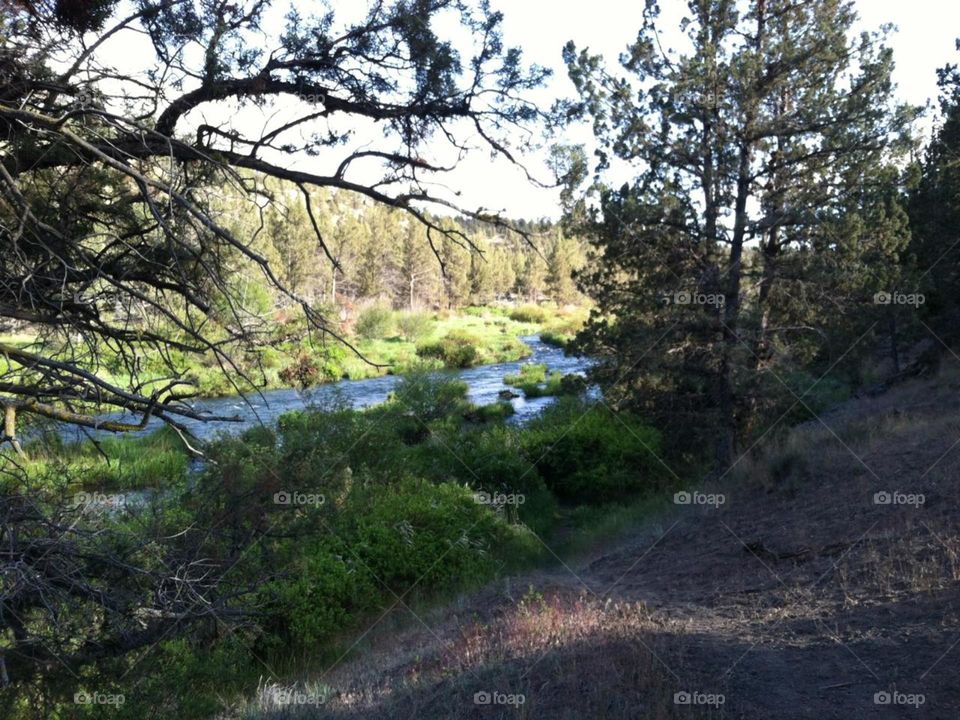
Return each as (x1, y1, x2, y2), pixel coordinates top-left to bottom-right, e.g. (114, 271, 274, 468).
(63, 335, 593, 445)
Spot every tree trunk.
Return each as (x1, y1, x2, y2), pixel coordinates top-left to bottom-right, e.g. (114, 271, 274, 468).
(3, 404, 25, 458)
(716, 0, 766, 470)
(888, 308, 900, 375)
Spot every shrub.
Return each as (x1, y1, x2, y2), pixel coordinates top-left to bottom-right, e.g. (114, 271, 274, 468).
(504, 363, 547, 386)
(416, 330, 480, 368)
(492, 335, 533, 362)
(389, 371, 469, 422)
(521, 398, 664, 502)
(278, 352, 324, 387)
(258, 537, 379, 649)
(463, 401, 516, 423)
(396, 311, 433, 341)
(341, 479, 516, 590)
(508, 304, 547, 323)
(410, 425, 557, 535)
(257, 479, 540, 650)
(540, 329, 571, 348)
(503, 365, 581, 399)
(520, 370, 564, 398)
(355, 305, 395, 339)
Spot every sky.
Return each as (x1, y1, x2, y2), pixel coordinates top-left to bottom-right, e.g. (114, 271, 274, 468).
(466, 0, 960, 218)
(87, 1, 960, 220)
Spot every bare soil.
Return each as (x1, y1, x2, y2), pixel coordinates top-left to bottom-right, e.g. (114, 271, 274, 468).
(249, 372, 960, 719)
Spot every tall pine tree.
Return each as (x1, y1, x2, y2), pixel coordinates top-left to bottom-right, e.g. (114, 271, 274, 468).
(565, 0, 913, 464)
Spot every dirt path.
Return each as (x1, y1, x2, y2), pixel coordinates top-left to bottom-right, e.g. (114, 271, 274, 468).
(243, 374, 960, 719)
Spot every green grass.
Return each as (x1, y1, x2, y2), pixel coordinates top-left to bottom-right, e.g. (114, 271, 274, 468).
(504, 364, 580, 399)
(11, 426, 190, 492)
(550, 495, 672, 559)
(504, 363, 548, 386)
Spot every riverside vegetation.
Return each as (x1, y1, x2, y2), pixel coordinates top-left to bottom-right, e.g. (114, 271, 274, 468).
(10, 371, 666, 719)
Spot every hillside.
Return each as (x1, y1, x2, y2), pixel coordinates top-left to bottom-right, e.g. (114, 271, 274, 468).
(232, 365, 960, 719)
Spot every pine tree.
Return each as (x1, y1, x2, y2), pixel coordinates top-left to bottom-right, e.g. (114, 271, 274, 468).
(910, 51, 960, 338)
(395, 220, 435, 308)
(545, 231, 580, 305)
(565, 0, 913, 464)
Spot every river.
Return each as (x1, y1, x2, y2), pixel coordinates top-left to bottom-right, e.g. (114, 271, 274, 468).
(63, 335, 593, 444)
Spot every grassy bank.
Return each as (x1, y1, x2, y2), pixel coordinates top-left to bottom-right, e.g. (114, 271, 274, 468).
(0, 304, 587, 399)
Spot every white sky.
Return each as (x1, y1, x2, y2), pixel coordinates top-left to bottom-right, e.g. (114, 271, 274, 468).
(471, 0, 960, 218)
(87, 1, 960, 219)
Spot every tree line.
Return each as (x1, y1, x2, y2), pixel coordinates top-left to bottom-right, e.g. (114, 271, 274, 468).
(236, 182, 586, 313)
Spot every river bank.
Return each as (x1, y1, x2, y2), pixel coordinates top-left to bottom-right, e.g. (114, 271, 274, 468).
(56, 335, 591, 445)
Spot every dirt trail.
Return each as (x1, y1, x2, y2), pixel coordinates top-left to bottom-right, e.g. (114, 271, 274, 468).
(252, 374, 960, 719)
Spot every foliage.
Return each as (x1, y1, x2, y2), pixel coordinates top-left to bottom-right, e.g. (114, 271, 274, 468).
(564, 0, 916, 466)
(509, 305, 547, 323)
(504, 363, 548, 386)
(540, 330, 572, 348)
(396, 311, 433, 341)
(416, 330, 481, 368)
(355, 305, 396, 340)
(504, 364, 582, 399)
(522, 398, 664, 502)
(910, 59, 960, 340)
(15, 426, 190, 491)
(0, 0, 551, 439)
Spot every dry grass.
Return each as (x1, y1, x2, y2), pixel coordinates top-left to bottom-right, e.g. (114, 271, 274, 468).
(223, 370, 960, 719)
(223, 588, 691, 720)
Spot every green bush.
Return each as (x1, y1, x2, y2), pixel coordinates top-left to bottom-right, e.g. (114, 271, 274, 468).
(519, 370, 564, 398)
(416, 330, 480, 368)
(278, 352, 323, 387)
(540, 329, 572, 348)
(504, 363, 547, 386)
(257, 479, 539, 651)
(503, 364, 581, 399)
(396, 310, 433, 341)
(259, 537, 379, 649)
(342, 479, 525, 590)
(355, 305, 395, 339)
(389, 371, 470, 422)
(408, 425, 557, 535)
(522, 398, 664, 502)
(463, 401, 516, 423)
(508, 304, 547, 323)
